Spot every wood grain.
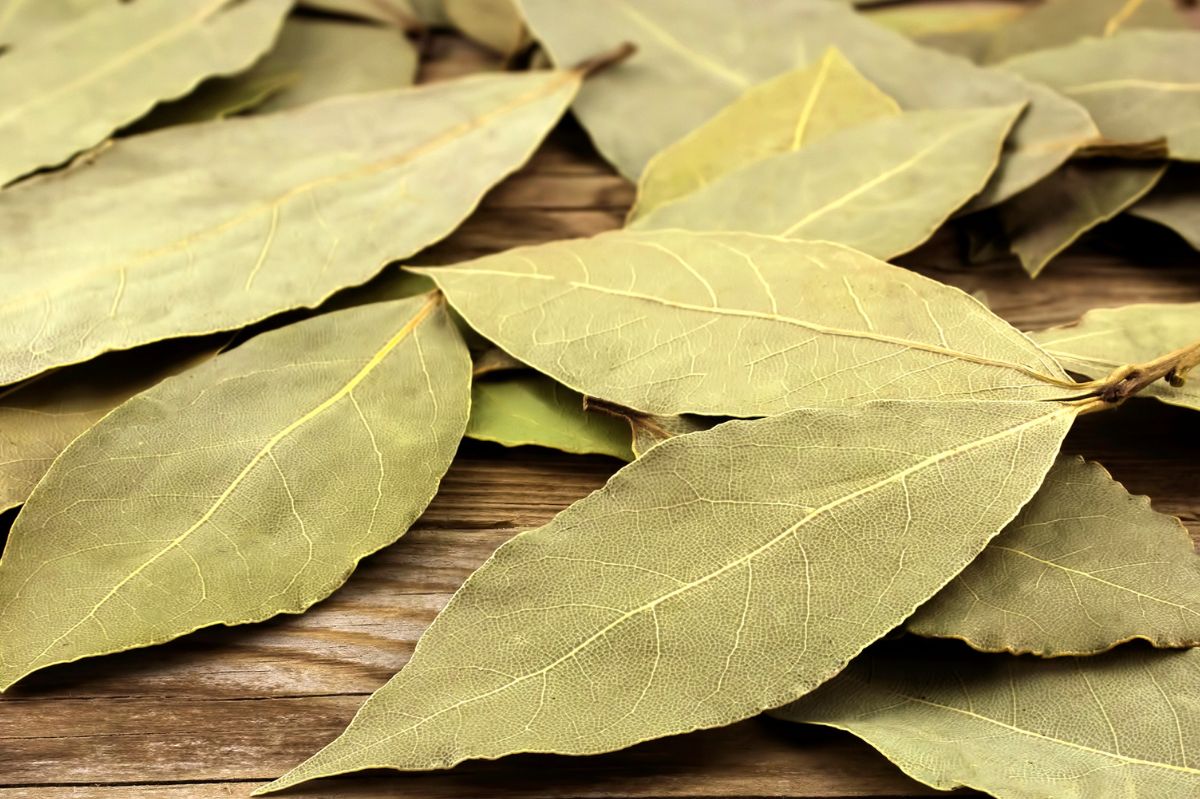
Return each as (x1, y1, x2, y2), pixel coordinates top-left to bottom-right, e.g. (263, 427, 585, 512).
(3, 18, 1199, 799)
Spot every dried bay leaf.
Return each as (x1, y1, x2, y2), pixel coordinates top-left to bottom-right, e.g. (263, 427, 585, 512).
(1004, 30, 1200, 161)
(585, 399, 715, 459)
(632, 106, 1022, 260)
(630, 48, 901, 220)
(1131, 165, 1200, 250)
(910, 456, 1200, 656)
(413, 230, 1073, 418)
(446, 0, 528, 56)
(0, 294, 471, 691)
(985, 0, 1183, 64)
(864, 2, 1027, 62)
(0, 342, 220, 515)
(775, 643, 1200, 798)
(518, 0, 1097, 207)
(467, 374, 633, 460)
(0, 0, 115, 48)
(138, 17, 420, 129)
(0, 69, 580, 386)
(0, 0, 292, 186)
(299, 0, 447, 28)
(1029, 302, 1200, 412)
(1000, 159, 1167, 277)
(262, 398, 1076, 792)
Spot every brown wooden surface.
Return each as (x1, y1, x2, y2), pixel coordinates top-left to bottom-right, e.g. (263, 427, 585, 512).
(3, 22, 1200, 799)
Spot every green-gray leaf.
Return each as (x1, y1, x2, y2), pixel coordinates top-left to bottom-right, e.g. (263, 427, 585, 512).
(299, 0, 447, 28)
(445, 0, 528, 56)
(632, 106, 1021, 260)
(1004, 30, 1200, 161)
(1029, 302, 1200, 412)
(413, 230, 1073, 417)
(985, 0, 1184, 64)
(910, 455, 1200, 656)
(0, 342, 219, 515)
(775, 643, 1200, 798)
(1130, 164, 1200, 250)
(261, 398, 1075, 793)
(1000, 159, 1166, 277)
(0, 0, 292, 186)
(629, 48, 901, 220)
(518, 0, 1097, 207)
(467, 373, 633, 460)
(0, 294, 470, 691)
(0, 69, 579, 385)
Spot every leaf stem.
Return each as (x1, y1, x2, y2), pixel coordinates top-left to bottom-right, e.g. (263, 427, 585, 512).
(572, 42, 637, 78)
(1068, 338, 1200, 411)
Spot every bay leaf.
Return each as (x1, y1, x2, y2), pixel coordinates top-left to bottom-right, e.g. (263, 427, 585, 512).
(518, 0, 1097, 207)
(1004, 30, 1200, 161)
(632, 106, 1022, 260)
(1029, 302, 1200, 412)
(467, 373, 633, 460)
(629, 48, 901, 220)
(1000, 159, 1167, 277)
(0, 294, 471, 691)
(864, 2, 1028, 63)
(585, 399, 715, 458)
(0, 0, 114, 49)
(299, 0, 447, 28)
(0, 0, 292, 186)
(445, 0, 528, 56)
(985, 0, 1184, 64)
(775, 643, 1200, 798)
(0, 69, 580, 386)
(150, 17, 420, 128)
(260, 398, 1076, 792)
(0, 341, 220, 515)
(910, 455, 1200, 656)
(472, 347, 525, 377)
(412, 230, 1074, 418)
(1131, 164, 1200, 250)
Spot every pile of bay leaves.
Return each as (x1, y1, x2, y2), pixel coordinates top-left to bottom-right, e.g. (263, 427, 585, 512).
(1, 0, 1199, 797)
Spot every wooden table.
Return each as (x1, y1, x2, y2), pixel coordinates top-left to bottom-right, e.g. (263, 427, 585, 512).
(3, 28, 1199, 799)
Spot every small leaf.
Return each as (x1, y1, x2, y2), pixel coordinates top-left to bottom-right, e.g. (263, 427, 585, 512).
(0, 69, 579, 385)
(1004, 30, 1200, 161)
(775, 642, 1200, 798)
(1131, 164, 1200, 250)
(446, 0, 529, 56)
(261, 398, 1075, 793)
(518, 0, 1097, 206)
(1000, 159, 1166, 277)
(0, 0, 292, 186)
(0, 341, 219, 514)
(413, 230, 1073, 417)
(985, 0, 1184, 64)
(467, 373, 633, 460)
(137, 17, 420, 129)
(0, 294, 470, 691)
(630, 48, 900, 219)
(910, 455, 1200, 656)
(632, 106, 1022, 260)
(1029, 302, 1200, 412)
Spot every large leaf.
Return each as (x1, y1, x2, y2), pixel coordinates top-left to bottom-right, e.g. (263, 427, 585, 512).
(413, 231, 1073, 417)
(467, 373, 633, 460)
(1004, 30, 1200, 161)
(0, 69, 579, 385)
(1029, 302, 1200, 412)
(0, 342, 218, 515)
(0, 0, 292, 186)
(630, 48, 900, 219)
(261, 398, 1076, 792)
(0, 294, 471, 691)
(1000, 159, 1166, 277)
(775, 643, 1200, 798)
(138, 17, 420, 129)
(910, 456, 1200, 656)
(632, 106, 1021, 260)
(0, 0, 114, 48)
(518, 0, 1097, 207)
(1131, 164, 1200, 250)
(985, 0, 1183, 64)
